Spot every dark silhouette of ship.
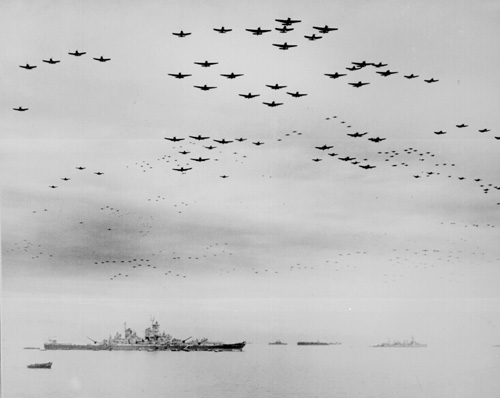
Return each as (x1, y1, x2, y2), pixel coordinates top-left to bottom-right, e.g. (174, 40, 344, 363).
(27, 362, 52, 369)
(297, 341, 341, 346)
(44, 318, 245, 352)
(268, 340, 287, 345)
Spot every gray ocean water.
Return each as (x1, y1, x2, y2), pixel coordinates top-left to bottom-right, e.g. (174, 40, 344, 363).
(3, 343, 500, 398)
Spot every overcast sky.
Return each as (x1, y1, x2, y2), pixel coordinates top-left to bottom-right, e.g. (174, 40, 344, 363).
(2, 0, 500, 344)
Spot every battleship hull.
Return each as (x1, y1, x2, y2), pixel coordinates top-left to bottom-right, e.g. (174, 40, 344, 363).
(44, 343, 109, 350)
(44, 341, 246, 352)
(187, 342, 246, 351)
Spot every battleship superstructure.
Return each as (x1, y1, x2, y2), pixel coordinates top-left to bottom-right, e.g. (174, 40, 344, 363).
(44, 318, 245, 351)
(372, 337, 427, 348)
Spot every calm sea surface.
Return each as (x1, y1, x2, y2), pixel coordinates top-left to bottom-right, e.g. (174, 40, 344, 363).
(3, 343, 500, 398)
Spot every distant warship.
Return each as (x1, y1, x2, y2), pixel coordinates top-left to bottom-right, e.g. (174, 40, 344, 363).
(44, 318, 245, 352)
(297, 341, 341, 346)
(268, 340, 287, 345)
(372, 337, 427, 348)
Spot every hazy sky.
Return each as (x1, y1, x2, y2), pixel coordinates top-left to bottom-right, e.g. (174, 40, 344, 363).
(2, 0, 500, 345)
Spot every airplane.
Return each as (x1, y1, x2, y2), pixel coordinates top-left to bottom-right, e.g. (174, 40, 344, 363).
(94, 172, 104, 175)
(253, 141, 264, 146)
(424, 78, 438, 83)
(173, 167, 192, 172)
(352, 61, 371, 68)
(275, 18, 301, 26)
(245, 27, 272, 35)
(172, 31, 191, 37)
(315, 145, 333, 150)
(194, 60, 218, 67)
(204, 145, 217, 150)
(68, 50, 86, 56)
(371, 62, 388, 68)
(312, 158, 322, 162)
(76, 167, 86, 170)
(328, 153, 338, 156)
(304, 34, 322, 41)
(168, 72, 192, 79)
(179, 150, 190, 155)
(189, 135, 210, 140)
(235, 138, 247, 142)
(456, 124, 468, 128)
(346, 66, 362, 71)
(351, 161, 360, 165)
(404, 74, 419, 79)
(61, 178, 71, 181)
(478, 129, 490, 133)
(93, 56, 110, 62)
(220, 175, 229, 178)
(48, 185, 58, 189)
(376, 70, 398, 76)
(348, 81, 370, 87)
(413, 175, 421, 178)
(13, 106, 28, 111)
(19, 64, 37, 69)
(266, 83, 287, 90)
(339, 156, 355, 161)
(191, 157, 210, 162)
(324, 72, 346, 79)
(359, 164, 376, 169)
(213, 27, 232, 33)
(312, 25, 338, 33)
(194, 85, 216, 91)
(263, 101, 283, 107)
(239, 93, 260, 98)
(276, 26, 294, 33)
(220, 72, 244, 79)
(42, 58, 60, 64)
(368, 137, 386, 142)
(273, 42, 297, 50)
(164, 136, 184, 142)
(347, 132, 367, 137)
(213, 138, 233, 144)
(287, 91, 307, 97)
(434, 130, 447, 135)
(458, 177, 465, 180)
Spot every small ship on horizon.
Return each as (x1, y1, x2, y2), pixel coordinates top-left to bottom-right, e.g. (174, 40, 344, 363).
(268, 340, 287, 345)
(297, 341, 341, 346)
(372, 337, 427, 348)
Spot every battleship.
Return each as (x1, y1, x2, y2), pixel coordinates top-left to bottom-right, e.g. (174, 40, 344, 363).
(268, 340, 287, 345)
(44, 319, 246, 352)
(372, 337, 427, 348)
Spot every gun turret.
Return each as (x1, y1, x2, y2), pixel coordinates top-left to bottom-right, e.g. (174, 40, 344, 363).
(182, 336, 192, 343)
(87, 337, 98, 344)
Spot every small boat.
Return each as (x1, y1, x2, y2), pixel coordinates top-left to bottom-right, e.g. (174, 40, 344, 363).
(27, 362, 52, 369)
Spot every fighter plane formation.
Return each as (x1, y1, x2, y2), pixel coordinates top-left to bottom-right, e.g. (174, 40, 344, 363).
(13, 14, 497, 187)
(7, 12, 500, 292)
(14, 51, 112, 111)
(160, 20, 445, 111)
(14, 17, 444, 113)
